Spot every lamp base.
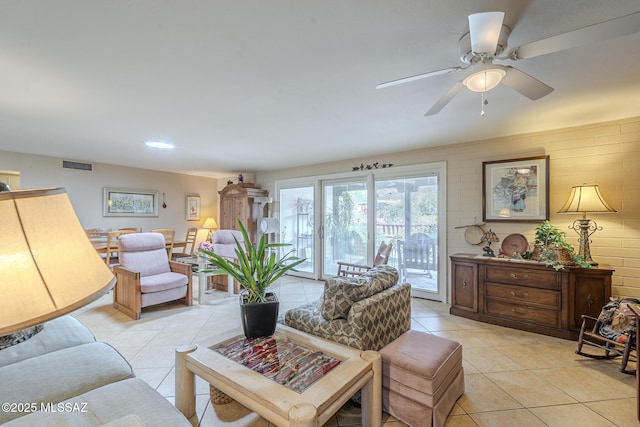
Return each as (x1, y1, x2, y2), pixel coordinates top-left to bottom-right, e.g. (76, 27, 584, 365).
(482, 244, 496, 257)
(572, 218, 600, 265)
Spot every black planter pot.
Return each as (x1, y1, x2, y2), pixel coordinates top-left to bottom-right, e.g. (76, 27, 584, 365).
(239, 291, 279, 338)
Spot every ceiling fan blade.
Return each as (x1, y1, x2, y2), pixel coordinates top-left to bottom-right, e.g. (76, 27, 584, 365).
(468, 11, 505, 54)
(498, 65, 554, 100)
(376, 66, 464, 89)
(425, 81, 464, 116)
(507, 11, 640, 60)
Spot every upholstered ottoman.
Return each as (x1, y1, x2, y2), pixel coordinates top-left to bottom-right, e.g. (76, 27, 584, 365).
(379, 330, 464, 427)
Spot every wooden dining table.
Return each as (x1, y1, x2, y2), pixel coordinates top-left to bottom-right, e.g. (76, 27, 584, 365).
(91, 238, 186, 255)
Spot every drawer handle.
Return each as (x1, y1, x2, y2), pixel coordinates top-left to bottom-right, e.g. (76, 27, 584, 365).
(587, 294, 594, 308)
(510, 273, 529, 280)
(512, 307, 528, 315)
(462, 281, 467, 288)
(510, 291, 529, 298)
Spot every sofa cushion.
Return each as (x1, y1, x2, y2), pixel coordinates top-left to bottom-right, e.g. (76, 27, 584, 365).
(2, 378, 191, 426)
(321, 265, 399, 320)
(0, 316, 96, 368)
(0, 342, 134, 423)
(0, 324, 43, 351)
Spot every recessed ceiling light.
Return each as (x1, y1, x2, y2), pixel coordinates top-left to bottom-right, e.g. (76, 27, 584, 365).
(144, 141, 174, 149)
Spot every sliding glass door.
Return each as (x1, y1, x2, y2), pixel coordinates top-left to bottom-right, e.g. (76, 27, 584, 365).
(375, 174, 441, 300)
(322, 179, 368, 277)
(278, 185, 315, 277)
(276, 162, 446, 302)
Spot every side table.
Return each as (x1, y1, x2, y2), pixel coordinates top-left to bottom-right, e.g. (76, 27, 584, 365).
(176, 256, 234, 304)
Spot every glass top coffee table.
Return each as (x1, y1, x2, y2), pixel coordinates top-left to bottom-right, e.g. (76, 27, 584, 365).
(175, 256, 233, 304)
(175, 324, 382, 427)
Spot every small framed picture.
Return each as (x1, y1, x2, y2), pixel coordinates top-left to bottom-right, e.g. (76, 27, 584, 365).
(482, 155, 550, 222)
(185, 195, 201, 221)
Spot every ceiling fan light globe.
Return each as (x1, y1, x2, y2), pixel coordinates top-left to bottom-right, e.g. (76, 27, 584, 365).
(463, 68, 506, 92)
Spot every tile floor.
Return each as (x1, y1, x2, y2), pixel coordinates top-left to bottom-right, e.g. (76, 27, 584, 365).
(72, 276, 638, 427)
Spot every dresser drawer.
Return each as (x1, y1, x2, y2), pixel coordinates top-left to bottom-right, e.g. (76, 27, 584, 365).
(485, 283, 560, 309)
(485, 266, 560, 290)
(486, 299, 560, 328)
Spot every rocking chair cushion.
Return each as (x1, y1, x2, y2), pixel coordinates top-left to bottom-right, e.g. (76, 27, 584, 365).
(597, 297, 639, 342)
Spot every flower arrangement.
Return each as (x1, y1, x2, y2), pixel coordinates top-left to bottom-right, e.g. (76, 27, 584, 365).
(198, 241, 213, 252)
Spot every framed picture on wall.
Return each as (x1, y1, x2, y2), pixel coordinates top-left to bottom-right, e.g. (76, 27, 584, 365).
(185, 195, 200, 221)
(103, 188, 159, 217)
(482, 155, 550, 222)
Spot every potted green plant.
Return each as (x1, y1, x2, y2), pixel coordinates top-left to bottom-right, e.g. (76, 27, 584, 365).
(530, 220, 590, 270)
(200, 219, 305, 338)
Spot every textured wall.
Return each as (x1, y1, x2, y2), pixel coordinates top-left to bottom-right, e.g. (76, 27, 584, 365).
(257, 116, 640, 299)
(0, 150, 218, 245)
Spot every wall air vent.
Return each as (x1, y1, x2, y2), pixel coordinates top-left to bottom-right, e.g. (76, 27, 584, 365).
(62, 160, 92, 171)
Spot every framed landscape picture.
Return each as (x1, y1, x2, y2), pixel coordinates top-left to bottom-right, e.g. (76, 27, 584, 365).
(482, 155, 549, 222)
(186, 195, 200, 220)
(103, 188, 159, 217)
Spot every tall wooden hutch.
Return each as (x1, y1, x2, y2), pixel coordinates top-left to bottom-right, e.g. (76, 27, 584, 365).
(210, 183, 269, 293)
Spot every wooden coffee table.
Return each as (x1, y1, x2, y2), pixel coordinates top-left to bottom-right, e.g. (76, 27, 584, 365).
(175, 324, 382, 427)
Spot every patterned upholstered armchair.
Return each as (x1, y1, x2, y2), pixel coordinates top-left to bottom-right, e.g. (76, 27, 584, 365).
(283, 266, 411, 351)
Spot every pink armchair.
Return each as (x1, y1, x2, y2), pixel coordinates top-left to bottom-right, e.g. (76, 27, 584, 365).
(113, 232, 192, 319)
(210, 230, 244, 294)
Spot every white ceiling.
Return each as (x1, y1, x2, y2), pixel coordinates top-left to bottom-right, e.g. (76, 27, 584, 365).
(1, 1, 639, 178)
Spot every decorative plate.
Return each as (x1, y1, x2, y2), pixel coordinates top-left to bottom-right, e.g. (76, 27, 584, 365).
(501, 234, 529, 257)
(464, 225, 485, 245)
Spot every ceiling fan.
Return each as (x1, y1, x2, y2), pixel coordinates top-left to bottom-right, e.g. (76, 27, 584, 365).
(376, 11, 640, 116)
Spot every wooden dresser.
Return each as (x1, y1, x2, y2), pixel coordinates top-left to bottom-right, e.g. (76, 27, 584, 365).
(450, 253, 613, 339)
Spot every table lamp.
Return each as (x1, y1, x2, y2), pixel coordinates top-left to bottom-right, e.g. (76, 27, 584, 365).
(481, 229, 499, 257)
(202, 217, 218, 242)
(0, 188, 115, 336)
(557, 184, 616, 265)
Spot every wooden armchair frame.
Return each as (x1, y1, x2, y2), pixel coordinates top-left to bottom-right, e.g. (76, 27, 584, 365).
(113, 260, 192, 320)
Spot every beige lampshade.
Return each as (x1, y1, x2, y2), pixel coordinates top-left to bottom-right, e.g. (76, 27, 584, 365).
(0, 188, 115, 335)
(557, 184, 617, 214)
(202, 217, 218, 230)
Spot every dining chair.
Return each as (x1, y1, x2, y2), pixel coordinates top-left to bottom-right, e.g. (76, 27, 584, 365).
(151, 228, 176, 258)
(84, 228, 109, 239)
(171, 227, 198, 259)
(104, 230, 137, 267)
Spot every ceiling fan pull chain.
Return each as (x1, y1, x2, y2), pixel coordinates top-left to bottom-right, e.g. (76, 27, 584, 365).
(481, 92, 486, 116)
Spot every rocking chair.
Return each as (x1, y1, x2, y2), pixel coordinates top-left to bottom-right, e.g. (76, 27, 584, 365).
(337, 242, 393, 277)
(575, 297, 638, 375)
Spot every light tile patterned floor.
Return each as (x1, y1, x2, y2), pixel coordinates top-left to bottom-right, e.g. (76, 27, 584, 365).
(72, 276, 638, 427)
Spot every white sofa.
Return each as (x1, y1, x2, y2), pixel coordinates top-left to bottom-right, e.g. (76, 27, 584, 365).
(0, 316, 190, 426)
